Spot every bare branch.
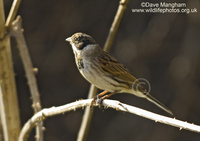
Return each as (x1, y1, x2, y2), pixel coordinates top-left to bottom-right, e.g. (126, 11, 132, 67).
(104, 0, 129, 52)
(10, 16, 43, 141)
(5, 0, 21, 27)
(0, 0, 21, 140)
(0, 82, 9, 141)
(19, 99, 200, 141)
(77, 85, 97, 141)
(77, 1, 129, 140)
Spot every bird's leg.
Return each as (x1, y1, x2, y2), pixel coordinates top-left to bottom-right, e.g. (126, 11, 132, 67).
(91, 90, 108, 107)
(100, 92, 116, 100)
(95, 92, 116, 110)
(97, 92, 116, 108)
(97, 90, 109, 98)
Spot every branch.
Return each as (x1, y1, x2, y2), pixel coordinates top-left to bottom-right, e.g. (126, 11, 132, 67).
(77, 85, 97, 141)
(18, 99, 200, 141)
(0, 0, 21, 140)
(77, 0, 129, 140)
(104, 0, 129, 52)
(5, 0, 21, 27)
(0, 82, 9, 141)
(10, 16, 43, 141)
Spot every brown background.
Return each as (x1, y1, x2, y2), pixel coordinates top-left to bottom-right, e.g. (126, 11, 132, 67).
(4, 0, 200, 140)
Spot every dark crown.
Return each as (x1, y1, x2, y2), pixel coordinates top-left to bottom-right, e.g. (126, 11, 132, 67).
(72, 33, 96, 50)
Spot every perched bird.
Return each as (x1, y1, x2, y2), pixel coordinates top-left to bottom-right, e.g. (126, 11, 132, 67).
(66, 32, 173, 115)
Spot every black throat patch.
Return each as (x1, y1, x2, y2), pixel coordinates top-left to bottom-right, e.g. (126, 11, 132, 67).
(78, 39, 92, 50)
(77, 58, 84, 70)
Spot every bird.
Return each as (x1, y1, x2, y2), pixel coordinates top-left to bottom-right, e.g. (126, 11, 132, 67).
(66, 32, 173, 115)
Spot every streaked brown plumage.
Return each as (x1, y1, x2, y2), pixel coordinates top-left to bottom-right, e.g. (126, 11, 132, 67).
(66, 32, 173, 115)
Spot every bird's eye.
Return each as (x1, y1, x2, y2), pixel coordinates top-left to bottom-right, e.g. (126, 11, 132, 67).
(74, 37, 78, 41)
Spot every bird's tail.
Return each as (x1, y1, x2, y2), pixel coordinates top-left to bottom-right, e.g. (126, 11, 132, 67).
(131, 85, 173, 115)
(145, 93, 173, 116)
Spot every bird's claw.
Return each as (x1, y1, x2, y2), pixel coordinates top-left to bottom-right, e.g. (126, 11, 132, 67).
(90, 95, 104, 110)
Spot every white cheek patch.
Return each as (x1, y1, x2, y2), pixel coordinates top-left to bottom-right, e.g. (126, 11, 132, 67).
(72, 43, 80, 56)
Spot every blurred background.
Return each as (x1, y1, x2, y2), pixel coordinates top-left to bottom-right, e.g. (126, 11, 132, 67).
(4, 0, 200, 140)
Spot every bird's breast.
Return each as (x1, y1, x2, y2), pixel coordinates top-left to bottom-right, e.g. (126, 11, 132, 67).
(77, 59, 123, 92)
(77, 58, 84, 70)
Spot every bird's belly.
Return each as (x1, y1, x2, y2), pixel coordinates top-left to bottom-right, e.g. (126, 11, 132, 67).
(79, 65, 120, 92)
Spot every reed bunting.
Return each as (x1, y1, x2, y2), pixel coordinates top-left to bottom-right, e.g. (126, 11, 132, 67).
(66, 32, 173, 115)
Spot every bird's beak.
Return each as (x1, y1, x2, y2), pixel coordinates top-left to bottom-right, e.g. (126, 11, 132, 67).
(65, 37, 72, 42)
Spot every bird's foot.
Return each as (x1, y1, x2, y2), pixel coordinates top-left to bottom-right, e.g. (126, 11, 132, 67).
(90, 91, 116, 110)
(90, 95, 104, 110)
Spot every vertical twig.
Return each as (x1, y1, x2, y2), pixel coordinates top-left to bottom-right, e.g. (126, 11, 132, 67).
(104, 0, 129, 52)
(6, 0, 44, 140)
(77, 0, 129, 141)
(10, 16, 43, 141)
(0, 120, 4, 141)
(4, 0, 44, 139)
(0, 82, 8, 141)
(5, 0, 21, 27)
(77, 85, 97, 141)
(0, 0, 21, 140)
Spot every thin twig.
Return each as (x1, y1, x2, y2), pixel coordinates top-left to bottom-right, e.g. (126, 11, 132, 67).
(5, 0, 21, 27)
(0, 82, 8, 141)
(77, 1, 129, 140)
(104, 0, 129, 52)
(10, 16, 43, 141)
(77, 85, 97, 141)
(0, 0, 21, 140)
(18, 99, 200, 141)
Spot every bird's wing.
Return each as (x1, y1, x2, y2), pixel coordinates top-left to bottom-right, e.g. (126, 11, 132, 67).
(97, 51, 173, 115)
(97, 51, 137, 84)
